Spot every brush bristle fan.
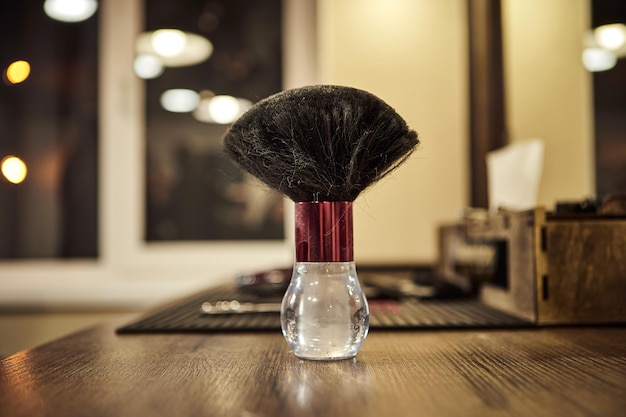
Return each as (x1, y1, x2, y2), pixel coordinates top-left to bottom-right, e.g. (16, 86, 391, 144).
(223, 85, 419, 360)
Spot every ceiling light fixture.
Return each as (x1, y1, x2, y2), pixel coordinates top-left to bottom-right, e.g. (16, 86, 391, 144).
(594, 23, 626, 51)
(136, 30, 213, 67)
(43, 0, 98, 23)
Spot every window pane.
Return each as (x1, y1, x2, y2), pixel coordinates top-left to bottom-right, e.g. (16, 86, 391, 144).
(0, 2, 98, 259)
(143, 0, 285, 241)
(592, 0, 626, 197)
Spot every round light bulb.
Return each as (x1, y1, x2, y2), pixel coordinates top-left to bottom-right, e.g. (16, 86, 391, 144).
(43, 0, 98, 23)
(1, 156, 28, 184)
(136, 31, 213, 68)
(6, 60, 31, 84)
(151, 29, 187, 57)
(134, 54, 164, 79)
(208, 95, 241, 124)
(594, 23, 626, 51)
(160, 89, 199, 113)
(582, 47, 617, 72)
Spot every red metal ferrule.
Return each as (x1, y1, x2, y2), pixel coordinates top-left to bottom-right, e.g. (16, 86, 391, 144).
(295, 201, 354, 262)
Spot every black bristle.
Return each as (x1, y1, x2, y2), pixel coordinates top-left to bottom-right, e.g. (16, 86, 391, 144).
(222, 85, 419, 202)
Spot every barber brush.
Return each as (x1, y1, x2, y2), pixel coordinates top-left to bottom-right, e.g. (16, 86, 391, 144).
(223, 85, 418, 360)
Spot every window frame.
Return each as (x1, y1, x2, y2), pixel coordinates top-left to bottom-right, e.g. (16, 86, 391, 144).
(0, 0, 318, 309)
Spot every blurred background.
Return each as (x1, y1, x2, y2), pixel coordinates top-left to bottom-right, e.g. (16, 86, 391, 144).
(0, 0, 624, 355)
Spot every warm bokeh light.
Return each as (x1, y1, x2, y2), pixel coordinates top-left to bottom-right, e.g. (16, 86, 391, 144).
(193, 95, 252, 124)
(137, 31, 213, 67)
(151, 29, 187, 57)
(594, 23, 626, 51)
(134, 54, 164, 79)
(5, 60, 31, 84)
(208, 95, 240, 124)
(1, 156, 28, 184)
(160, 89, 199, 113)
(582, 47, 617, 72)
(43, 0, 98, 23)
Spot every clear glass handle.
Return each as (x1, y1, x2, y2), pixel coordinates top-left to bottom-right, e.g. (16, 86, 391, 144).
(280, 261, 369, 360)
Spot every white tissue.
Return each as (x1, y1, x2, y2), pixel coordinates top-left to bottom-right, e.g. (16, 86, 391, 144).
(487, 139, 544, 211)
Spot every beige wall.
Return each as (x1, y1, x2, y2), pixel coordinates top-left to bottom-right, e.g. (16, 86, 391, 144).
(316, 0, 595, 264)
(502, 0, 595, 206)
(317, 0, 470, 264)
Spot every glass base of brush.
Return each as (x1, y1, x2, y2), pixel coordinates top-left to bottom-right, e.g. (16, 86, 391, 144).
(280, 201, 370, 360)
(281, 261, 369, 360)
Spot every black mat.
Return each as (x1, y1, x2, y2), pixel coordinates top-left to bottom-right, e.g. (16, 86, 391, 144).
(117, 285, 531, 334)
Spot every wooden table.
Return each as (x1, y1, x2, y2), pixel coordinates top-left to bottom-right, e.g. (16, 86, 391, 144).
(1, 318, 625, 417)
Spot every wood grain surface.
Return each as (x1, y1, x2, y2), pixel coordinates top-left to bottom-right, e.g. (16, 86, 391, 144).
(1, 321, 625, 417)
